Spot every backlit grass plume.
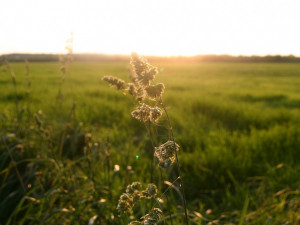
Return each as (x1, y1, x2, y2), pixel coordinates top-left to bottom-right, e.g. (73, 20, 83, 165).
(102, 53, 189, 225)
(145, 83, 165, 99)
(102, 53, 164, 102)
(131, 104, 162, 123)
(129, 208, 163, 225)
(116, 182, 158, 214)
(130, 52, 158, 88)
(102, 76, 127, 90)
(154, 141, 180, 168)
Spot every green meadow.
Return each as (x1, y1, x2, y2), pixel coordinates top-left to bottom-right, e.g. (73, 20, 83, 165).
(1, 61, 300, 224)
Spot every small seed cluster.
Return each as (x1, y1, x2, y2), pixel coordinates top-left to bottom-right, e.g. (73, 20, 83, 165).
(130, 52, 158, 87)
(117, 182, 158, 214)
(154, 141, 180, 168)
(102, 76, 127, 90)
(145, 83, 165, 99)
(131, 103, 162, 123)
(128, 53, 164, 101)
(59, 33, 73, 74)
(129, 208, 163, 225)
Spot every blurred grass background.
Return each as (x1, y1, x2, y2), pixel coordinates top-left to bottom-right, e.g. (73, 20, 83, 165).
(0, 61, 300, 224)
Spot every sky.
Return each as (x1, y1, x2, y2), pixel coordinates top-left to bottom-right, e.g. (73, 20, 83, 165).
(1, 0, 300, 56)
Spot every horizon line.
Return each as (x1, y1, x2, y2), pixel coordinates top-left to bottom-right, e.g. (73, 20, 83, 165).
(1, 51, 300, 58)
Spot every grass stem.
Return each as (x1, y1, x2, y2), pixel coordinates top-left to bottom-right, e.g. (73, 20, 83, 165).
(160, 97, 189, 225)
(2, 137, 26, 193)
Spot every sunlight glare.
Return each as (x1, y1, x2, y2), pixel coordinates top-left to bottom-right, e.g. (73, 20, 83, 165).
(1, 0, 300, 56)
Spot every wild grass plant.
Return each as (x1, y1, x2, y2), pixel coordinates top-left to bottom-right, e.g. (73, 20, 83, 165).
(57, 33, 74, 102)
(103, 53, 189, 224)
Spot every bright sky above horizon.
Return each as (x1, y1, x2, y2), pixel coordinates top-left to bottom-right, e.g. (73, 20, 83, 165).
(1, 0, 300, 56)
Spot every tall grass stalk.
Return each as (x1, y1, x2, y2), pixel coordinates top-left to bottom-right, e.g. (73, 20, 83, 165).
(160, 98, 189, 225)
(24, 59, 31, 121)
(57, 33, 74, 102)
(2, 136, 26, 193)
(103, 53, 189, 224)
(4, 59, 20, 125)
(145, 122, 173, 225)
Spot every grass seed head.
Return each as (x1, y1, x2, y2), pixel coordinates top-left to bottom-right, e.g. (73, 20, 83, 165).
(130, 52, 149, 78)
(130, 53, 158, 88)
(142, 183, 158, 198)
(158, 159, 172, 168)
(132, 190, 141, 204)
(150, 107, 162, 123)
(131, 103, 152, 122)
(140, 208, 163, 225)
(117, 199, 131, 214)
(120, 193, 131, 201)
(127, 83, 146, 101)
(102, 76, 127, 90)
(126, 181, 142, 194)
(154, 141, 180, 168)
(117, 182, 144, 214)
(145, 83, 165, 99)
(127, 83, 137, 96)
(131, 104, 163, 123)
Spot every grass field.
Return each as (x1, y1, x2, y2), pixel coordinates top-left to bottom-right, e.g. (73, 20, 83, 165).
(1, 60, 300, 224)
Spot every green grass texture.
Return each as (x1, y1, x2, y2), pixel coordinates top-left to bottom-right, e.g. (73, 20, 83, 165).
(0, 61, 299, 224)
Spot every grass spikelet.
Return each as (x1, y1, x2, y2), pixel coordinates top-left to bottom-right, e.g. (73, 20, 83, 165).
(149, 107, 162, 123)
(130, 52, 158, 87)
(117, 182, 143, 214)
(154, 141, 180, 168)
(127, 83, 146, 101)
(127, 83, 137, 96)
(126, 181, 142, 194)
(59, 33, 74, 74)
(145, 83, 165, 99)
(131, 104, 163, 123)
(117, 182, 159, 215)
(131, 103, 152, 122)
(141, 208, 163, 225)
(142, 183, 158, 199)
(102, 76, 127, 90)
(129, 208, 163, 225)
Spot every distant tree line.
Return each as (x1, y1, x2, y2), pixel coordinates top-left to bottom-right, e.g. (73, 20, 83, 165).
(148, 54, 300, 63)
(193, 54, 300, 63)
(1, 53, 300, 63)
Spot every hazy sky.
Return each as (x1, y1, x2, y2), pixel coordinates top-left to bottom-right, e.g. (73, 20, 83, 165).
(1, 0, 300, 56)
